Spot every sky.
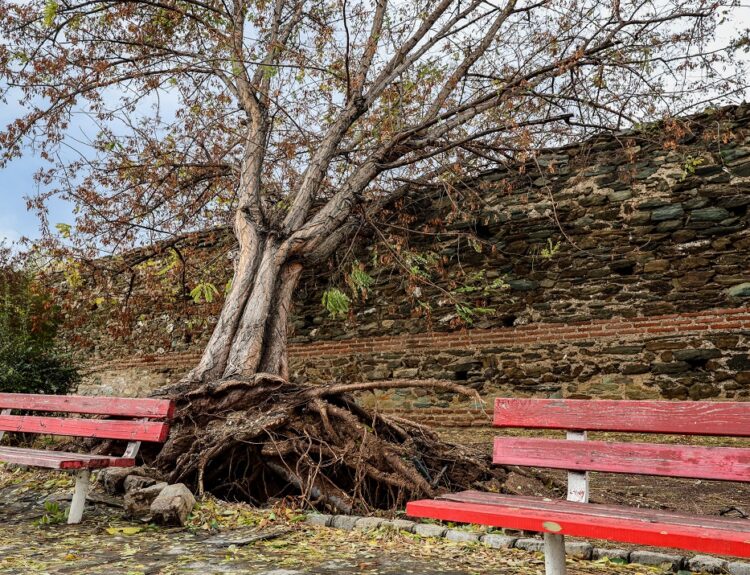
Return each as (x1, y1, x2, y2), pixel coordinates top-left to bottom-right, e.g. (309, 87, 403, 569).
(1, 5, 749, 247)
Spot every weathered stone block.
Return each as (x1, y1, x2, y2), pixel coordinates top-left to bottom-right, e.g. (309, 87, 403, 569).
(565, 541, 593, 559)
(124, 482, 167, 519)
(124, 474, 160, 493)
(354, 517, 384, 531)
(331, 515, 360, 530)
(515, 538, 545, 552)
(728, 561, 750, 575)
(651, 204, 684, 221)
(480, 534, 518, 549)
(727, 283, 750, 298)
(413, 523, 447, 538)
(150, 483, 196, 526)
(686, 554, 728, 573)
(391, 519, 416, 532)
(306, 514, 332, 527)
(592, 548, 630, 562)
(629, 550, 682, 569)
(691, 207, 730, 221)
(674, 349, 722, 362)
(445, 529, 480, 543)
(101, 467, 137, 495)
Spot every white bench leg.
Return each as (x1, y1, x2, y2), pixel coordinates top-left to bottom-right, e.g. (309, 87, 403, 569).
(544, 533, 566, 575)
(68, 469, 90, 524)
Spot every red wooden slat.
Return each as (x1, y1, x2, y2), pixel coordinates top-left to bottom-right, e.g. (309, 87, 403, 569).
(0, 447, 134, 469)
(0, 393, 174, 419)
(494, 398, 750, 436)
(0, 415, 169, 442)
(493, 437, 750, 482)
(406, 494, 750, 558)
(442, 491, 748, 531)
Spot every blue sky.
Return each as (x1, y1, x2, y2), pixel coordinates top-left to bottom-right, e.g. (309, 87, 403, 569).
(1, 6, 748, 247)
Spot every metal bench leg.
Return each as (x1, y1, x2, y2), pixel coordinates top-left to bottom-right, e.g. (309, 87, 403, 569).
(68, 469, 90, 524)
(544, 533, 566, 575)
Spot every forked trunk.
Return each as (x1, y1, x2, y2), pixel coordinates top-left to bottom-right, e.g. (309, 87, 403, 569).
(187, 217, 300, 384)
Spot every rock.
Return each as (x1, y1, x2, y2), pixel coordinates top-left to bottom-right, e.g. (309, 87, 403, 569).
(689, 382, 720, 400)
(480, 534, 517, 549)
(691, 207, 730, 221)
(727, 283, 750, 298)
(592, 548, 630, 562)
(331, 515, 360, 530)
(124, 482, 167, 519)
(673, 349, 722, 362)
(644, 259, 670, 273)
(508, 279, 538, 292)
(101, 467, 137, 495)
(413, 523, 447, 538)
(608, 190, 633, 202)
(123, 474, 160, 493)
(629, 550, 683, 569)
(651, 204, 684, 221)
(444, 529, 480, 543)
(150, 483, 196, 526)
(565, 541, 593, 559)
(728, 561, 750, 575)
(515, 538, 545, 552)
(390, 519, 416, 532)
(354, 517, 383, 531)
(305, 514, 332, 527)
(728, 355, 750, 371)
(686, 555, 727, 573)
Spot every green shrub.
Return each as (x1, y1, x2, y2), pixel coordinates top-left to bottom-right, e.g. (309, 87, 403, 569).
(0, 267, 80, 395)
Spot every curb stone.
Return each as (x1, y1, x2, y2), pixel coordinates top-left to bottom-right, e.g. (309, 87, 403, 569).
(480, 534, 517, 549)
(330, 515, 359, 530)
(445, 529, 481, 543)
(391, 519, 416, 532)
(687, 555, 727, 574)
(592, 548, 630, 562)
(413, 523, 447, 538)
(307, 515, 750, 573)
(515, 538, 545, 552)
(306, 514, 332, 527)
(629, 550, 683, 570)
(565, 541, 593, 560)
(354, 517, 383, 530)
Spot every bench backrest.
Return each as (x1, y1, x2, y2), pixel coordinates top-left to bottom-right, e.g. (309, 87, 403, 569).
(0, 393, 174, 443)
(493, 398, 750, 484)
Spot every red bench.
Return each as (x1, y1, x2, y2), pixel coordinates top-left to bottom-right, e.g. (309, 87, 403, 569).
(407, 399, 750, 574)
(0, 393, 174, 524)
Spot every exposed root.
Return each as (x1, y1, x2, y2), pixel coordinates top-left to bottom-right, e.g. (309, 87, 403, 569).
(143, 374, 504, 513)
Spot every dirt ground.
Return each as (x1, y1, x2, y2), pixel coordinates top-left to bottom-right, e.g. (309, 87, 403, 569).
(0, 466, 669, 575)
(0, 428, 748, 574)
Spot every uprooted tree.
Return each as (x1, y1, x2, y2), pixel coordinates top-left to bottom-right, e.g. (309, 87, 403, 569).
(1, 0, 746, 511)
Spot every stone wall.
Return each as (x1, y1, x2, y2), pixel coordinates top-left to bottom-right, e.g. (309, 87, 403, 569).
(73, 104, 750, 425)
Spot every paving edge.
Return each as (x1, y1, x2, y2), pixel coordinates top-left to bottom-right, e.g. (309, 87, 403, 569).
(305, 514, 750, 574)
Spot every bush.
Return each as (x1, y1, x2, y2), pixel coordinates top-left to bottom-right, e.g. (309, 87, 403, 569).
(0, 266, 80, 395)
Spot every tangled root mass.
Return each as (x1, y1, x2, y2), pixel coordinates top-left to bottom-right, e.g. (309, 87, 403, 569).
(142, 374, 506, 514)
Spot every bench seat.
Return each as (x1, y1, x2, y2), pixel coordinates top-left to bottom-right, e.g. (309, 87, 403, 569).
(0, 446, 135, 470)
(407, 399, 750, 573)
(408, 491, 750, 558)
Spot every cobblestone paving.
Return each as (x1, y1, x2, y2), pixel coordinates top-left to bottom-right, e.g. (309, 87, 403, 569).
(0, 466, 657, 575)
